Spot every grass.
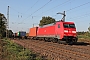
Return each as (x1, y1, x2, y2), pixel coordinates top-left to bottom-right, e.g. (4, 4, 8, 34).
(78, 35, 90, 39)
(78, 34, 90, 42)
(0, 39, 46, 60)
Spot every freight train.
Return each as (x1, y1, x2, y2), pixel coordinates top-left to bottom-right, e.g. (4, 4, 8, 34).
(29, 21, 78, 44)
(12, 21, 78, 44)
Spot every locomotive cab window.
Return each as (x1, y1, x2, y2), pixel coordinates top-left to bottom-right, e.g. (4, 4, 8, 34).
(63, 24, 75, 28)
(58, 24, 60, 28)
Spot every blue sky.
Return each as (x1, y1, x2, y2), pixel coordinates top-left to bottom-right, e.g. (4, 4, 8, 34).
(0, 0, 90, 33)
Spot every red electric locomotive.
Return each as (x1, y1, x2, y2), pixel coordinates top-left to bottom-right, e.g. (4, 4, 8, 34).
(29, 21, 78, 44)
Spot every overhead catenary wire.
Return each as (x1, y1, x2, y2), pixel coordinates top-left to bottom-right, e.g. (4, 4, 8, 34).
(9, 0, 40, 16)
(20, 0, 52, 24)
(24, 0, 40, 14)
(9, 7, 25, 15)
(35, 0, 71, 16)
(16, 0, 90, 23)
(53, 2, 90, 19)
(21, 0, 90, 23)
(64, 1, 90, 21)
(67, 13, 90, 20)
(8, 1, 90, 20)
(66, 1, 90, 12)
(9, 7, 24, 19)
(9, 0, 71, 23)
(9, 0, 41, 25)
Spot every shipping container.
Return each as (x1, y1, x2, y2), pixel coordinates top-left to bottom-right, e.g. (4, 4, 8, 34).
(29, 27, 38, 37)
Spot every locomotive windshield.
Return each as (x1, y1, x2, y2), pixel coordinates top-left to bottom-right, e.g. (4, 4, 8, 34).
(63, 24, 75, 28)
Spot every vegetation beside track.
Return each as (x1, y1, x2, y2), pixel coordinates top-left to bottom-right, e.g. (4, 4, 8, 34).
(77, 32, 90, 42)
(0, 39, 45, 60)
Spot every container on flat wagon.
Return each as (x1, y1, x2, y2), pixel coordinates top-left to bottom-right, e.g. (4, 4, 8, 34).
(29, 27, 38, 37)
(18, 31, 26, 37)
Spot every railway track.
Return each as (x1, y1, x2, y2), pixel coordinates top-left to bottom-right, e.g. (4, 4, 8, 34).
(13, 39, 90, 60)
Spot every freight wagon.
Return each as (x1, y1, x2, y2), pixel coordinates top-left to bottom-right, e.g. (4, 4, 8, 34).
(12, 31, 27, 39)
(17, 31, 27, 39)
(29, 21, 78, 44)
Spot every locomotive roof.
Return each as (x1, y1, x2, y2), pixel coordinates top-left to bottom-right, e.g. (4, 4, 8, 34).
(40, 21, 74, 28)
(40, 23, 55, 28)
(56, 21, 74, 23)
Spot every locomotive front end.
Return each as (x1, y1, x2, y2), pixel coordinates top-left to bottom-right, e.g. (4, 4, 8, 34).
(63, 22, 78, 44)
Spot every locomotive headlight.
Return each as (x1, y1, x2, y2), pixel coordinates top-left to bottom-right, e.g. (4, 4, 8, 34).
(72, 31, 76, 33)
(64, 30, 68, 33)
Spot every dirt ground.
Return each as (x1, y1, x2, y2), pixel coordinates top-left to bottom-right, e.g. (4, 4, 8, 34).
(12, 39, 90, 60)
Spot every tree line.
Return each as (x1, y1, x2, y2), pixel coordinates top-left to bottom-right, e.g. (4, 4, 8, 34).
(0, 13, 6, 38)
(0, 13, 13, 38)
